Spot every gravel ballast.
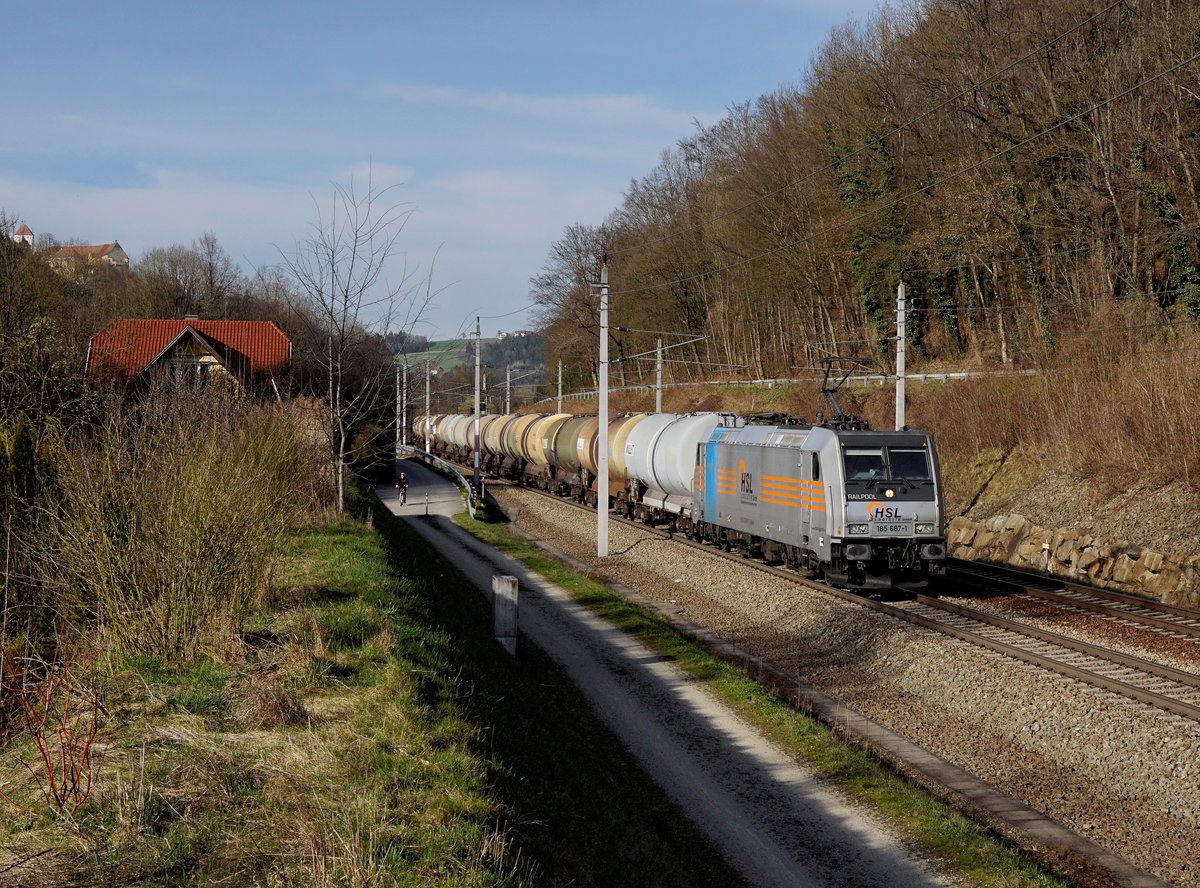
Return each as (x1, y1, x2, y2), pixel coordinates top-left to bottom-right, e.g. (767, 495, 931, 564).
(496, 488, 1200, 887)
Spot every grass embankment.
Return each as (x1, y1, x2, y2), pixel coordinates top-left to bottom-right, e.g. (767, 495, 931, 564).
(0, 499, 741, 887)
(455, 508, 1071, 888)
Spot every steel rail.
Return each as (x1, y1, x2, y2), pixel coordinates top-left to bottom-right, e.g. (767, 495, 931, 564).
(946, 559, 1200, 639)
(461, 468, 1200, 722)
(908, 596, 1200, 720)
(624, 517, 1200, 721)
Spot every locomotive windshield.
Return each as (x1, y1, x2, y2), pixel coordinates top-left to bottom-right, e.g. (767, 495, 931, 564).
(888, 448, 932, 480)
(842, 446, 932, 481)
(844, 449, 885, 480)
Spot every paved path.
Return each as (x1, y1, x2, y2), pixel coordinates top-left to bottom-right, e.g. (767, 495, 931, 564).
(377, 461, 952, 888)
(384, 457, 467, 517)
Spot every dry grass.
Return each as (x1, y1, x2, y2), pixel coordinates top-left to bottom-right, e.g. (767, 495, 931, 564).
(229, 674, 309, 731)
(907, 306, 1200, 495)
(1, 513, 530, 887)
(32, 383, 330, 665)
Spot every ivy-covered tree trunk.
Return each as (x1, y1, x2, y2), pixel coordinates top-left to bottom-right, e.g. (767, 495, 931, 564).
(1131, 142, 1200, 318)
(1008, 179, 1055, 350)
(834, 132, 907, 364)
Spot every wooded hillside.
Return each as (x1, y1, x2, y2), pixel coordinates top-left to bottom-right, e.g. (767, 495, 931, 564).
(533, 0, 1200, 383)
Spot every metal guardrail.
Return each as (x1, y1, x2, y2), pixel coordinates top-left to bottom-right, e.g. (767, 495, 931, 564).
(528, 368, 1038, 405)
(396, 445, 477, 519)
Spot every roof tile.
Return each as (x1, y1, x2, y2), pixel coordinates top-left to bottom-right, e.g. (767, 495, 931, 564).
(88, 319, 291, 380)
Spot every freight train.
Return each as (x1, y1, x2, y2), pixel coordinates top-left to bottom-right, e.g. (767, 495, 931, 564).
(413, 411, 946, 589)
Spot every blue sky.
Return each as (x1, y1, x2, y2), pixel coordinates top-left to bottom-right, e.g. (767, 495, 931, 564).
(1, 0, 876, 339)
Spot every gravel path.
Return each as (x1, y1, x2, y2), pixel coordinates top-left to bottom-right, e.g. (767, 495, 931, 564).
(497, 488, 1200, 888)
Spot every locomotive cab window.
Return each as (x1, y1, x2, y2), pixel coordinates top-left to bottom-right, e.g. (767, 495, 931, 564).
(888, 448, 932, 480)
(810, 453, 820, 481)
(844, 448, 885, 480)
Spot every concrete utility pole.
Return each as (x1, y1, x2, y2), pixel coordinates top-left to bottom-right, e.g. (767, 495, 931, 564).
(473, 316, 482, 494)
(597, 261, 609, 558)
(400, 360, 405, 477)
(505, 364, 511, 414)
(655, 337, 663, 413)
(557, 360, 563, 413)
(424, 361, 431, 454)
(401, 364, 408, 446)
(895, 281, 906, 430)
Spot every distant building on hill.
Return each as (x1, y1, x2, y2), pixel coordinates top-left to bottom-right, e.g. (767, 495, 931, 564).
(46, 240, 129, 272)
(87, 317, 291, 388)
(7, 224, 128, 270)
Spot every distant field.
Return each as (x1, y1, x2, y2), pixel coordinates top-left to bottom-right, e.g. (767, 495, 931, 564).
(397, 338, 471, 371)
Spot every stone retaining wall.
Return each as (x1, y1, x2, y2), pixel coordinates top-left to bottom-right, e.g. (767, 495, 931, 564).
(948, 514, 1200, 608)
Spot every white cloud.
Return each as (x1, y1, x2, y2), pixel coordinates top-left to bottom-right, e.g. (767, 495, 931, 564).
(0, 170, 310, 267)
(0, 161, 618, 340)
(331, 161, 417, 189)
(369, 82, 714, 134)
(49, 114, 228, 157)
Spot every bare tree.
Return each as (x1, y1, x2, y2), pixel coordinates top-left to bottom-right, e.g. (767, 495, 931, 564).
(195, 231, 242, 318)
(280, 172, 438, 512)
(137, 243, 208, 317)
(136, 232, 243, 319)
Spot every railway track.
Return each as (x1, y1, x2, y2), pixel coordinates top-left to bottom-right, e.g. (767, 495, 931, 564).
(484, 476, 1200, 724)
(946, 558, 1200, 642)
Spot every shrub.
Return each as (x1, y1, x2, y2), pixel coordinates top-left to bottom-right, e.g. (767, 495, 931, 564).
(42, 382, 328, 663)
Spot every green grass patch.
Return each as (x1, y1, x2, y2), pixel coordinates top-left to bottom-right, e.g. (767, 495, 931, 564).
(1, 513, 514, 885)
(121, 656, 230, 717)
(454, 508, 1071, 888)
(3, 490, 749, 886)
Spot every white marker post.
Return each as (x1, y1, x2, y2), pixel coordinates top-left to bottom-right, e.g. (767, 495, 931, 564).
(493, 575, 518, 655)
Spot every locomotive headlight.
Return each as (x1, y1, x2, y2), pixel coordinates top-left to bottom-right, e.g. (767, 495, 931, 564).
(915, 523, 935, 534)
(848, 523, 870, 534)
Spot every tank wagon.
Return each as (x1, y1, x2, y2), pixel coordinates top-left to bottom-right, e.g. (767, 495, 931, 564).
(412, 411, 946, 588)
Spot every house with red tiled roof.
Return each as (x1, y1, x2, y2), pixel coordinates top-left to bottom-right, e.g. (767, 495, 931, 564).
(87, 317, 291, 387)
(12, 223, 33, 247)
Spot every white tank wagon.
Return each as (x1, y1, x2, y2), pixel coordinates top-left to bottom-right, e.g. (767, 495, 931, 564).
(623, 413, 722, 519)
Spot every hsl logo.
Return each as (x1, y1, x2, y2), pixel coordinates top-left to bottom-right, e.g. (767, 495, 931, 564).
(867, 502, 903, 521)
(739, 459, 753, 495)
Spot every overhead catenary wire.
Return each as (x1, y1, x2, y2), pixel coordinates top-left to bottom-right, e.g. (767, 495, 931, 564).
(613, 325, 706, 337)
(603, 48, 1200, 302)
(441, 300, 540, 347)
(481, 301, 539, 321)
(618, 356, 748, 369)
(618, 335, 708, 363)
